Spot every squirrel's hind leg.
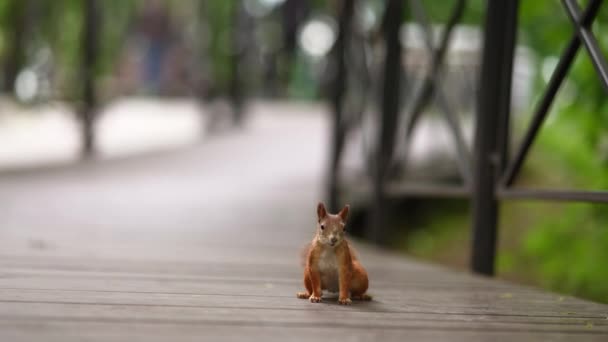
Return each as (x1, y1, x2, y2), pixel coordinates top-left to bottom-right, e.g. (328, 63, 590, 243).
(350, 261, 371, 301)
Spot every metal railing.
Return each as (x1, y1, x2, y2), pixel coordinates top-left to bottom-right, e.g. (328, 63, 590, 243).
(329, 0, 608, 276)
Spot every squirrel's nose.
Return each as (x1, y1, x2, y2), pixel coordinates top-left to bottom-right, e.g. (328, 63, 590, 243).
(330, 237, 338, 244)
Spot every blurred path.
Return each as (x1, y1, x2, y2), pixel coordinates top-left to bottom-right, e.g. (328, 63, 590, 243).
(0, 102, 607, 341)
(0, 101, 327, 257)
(0, 97, 203, 169)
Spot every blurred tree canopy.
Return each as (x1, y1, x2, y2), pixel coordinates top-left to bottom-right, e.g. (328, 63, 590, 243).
(0, 0, 137, 97)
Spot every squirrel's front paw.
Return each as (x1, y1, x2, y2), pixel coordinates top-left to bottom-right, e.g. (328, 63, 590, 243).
(338, 297, 352, 305)
(309, 295, 322, 303)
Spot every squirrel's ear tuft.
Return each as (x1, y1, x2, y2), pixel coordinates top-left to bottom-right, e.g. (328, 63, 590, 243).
(338, 204, 350, 221)
(317, 202, 327, 221)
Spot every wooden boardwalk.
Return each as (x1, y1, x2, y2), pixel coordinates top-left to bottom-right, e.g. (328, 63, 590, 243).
(0, 103, 607, 341)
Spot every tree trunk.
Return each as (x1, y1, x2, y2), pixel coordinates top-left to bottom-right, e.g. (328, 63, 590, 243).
(80, 0, 99, 157)
(3, 0, 28, 94)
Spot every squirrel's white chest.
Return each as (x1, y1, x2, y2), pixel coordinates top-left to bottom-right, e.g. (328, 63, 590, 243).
(318, 249, 339, 292)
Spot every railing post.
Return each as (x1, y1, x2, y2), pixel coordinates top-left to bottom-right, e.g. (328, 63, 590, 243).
(369, 0, 404, 244)
(328, 0, 354, 212)
(471, 0, 519, 275)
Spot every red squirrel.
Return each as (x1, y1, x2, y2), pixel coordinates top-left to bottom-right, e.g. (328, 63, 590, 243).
(297, 202, 371, 305)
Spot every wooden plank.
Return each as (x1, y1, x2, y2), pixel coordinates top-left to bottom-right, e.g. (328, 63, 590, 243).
(0, 256, 573, 294)
(0, 302, 607, 334)
(0, 261, 505, 288)
(1, 274, 607, 319)
(2, 322, 606, 342)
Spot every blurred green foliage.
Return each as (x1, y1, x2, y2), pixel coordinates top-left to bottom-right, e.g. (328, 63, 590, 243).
(402, 0, 608, 303)
(513, 0, 608, 303)
(202, 0, 235, 95)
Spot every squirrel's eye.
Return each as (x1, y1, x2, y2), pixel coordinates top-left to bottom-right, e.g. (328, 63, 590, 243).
(320, 224, 325, 230)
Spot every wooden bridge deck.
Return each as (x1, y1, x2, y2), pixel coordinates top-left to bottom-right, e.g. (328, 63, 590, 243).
(0, 103, 607, 341)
